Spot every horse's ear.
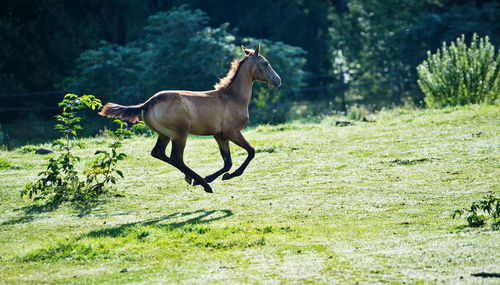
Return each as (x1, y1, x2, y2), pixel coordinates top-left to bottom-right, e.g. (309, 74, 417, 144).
(241, 45, 252, 56)
(254, 43, 260, 56)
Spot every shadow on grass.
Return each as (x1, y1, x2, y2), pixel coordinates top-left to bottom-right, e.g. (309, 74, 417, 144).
(86, 209, 233, 238)
(16, 199, 63, 215)
(2, 197, 105, 226)
(1, 199, 64, 226)
(16, 209, 236, 262)
(0, 215, 37, 226)
(73, 199, 106, 218)
(471, 272, 500, 278)
(389, 158, 433, 166)
(454, 221, 500, 232)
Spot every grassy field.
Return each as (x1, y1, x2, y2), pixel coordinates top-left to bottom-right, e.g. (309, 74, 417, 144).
(0, 105, 499, 284)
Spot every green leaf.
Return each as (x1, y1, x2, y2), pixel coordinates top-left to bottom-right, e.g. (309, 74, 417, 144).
(452, 209, 463, 219)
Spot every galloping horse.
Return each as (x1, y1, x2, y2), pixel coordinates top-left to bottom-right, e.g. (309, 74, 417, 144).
(99, 44, 281, 193)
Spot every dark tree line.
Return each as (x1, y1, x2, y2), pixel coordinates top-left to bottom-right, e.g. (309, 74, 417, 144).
(0, 0, 498, 141)
(2, 0, 498, 97)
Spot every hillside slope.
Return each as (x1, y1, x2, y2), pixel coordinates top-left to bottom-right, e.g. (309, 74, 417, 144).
(0, 105, 499, 283)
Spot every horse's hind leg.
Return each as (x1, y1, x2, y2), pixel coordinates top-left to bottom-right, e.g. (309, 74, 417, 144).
(151, 135, 191, 183)
(184, 175, 193, 185)
(150, 135, 171, 162)
(150, 134, 209, 192)
(170, 135, 213, 193)
(222, 131, 255, 181)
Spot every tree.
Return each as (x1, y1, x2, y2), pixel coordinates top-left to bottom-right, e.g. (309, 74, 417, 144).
(327, 0, 500, 106)
(64, 6, 307, 125)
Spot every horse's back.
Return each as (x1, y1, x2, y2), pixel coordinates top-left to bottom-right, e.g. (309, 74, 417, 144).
(145, 90, 224, 137)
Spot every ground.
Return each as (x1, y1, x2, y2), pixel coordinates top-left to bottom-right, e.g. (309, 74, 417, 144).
(0, 105, 499, 284)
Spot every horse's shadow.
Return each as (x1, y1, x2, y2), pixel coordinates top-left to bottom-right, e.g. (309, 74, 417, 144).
(86, 209, 233, 238)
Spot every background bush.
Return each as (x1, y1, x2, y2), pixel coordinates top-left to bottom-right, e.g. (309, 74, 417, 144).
(417, 34, 499, 108)
(64, 5, 307, 120)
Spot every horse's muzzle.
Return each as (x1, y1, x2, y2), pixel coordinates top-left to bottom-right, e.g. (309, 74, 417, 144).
(270, 75, 281, 89)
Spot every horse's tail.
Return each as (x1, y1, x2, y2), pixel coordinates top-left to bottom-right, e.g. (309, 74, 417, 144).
(99, 103, 145, 123)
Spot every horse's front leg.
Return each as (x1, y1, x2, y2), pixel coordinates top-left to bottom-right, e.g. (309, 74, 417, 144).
(194, 135, 232, 185)
(222, 131, 255, 181)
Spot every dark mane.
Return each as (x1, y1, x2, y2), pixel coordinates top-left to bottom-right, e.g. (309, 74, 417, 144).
(214, 56, 249, 91)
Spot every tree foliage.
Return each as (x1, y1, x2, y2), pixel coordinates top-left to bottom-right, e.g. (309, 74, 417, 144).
(417, 34, 499, 107)
(328, 0, 500, 105)
(1, 0, 499, 136)
(64, 6, 307, 118)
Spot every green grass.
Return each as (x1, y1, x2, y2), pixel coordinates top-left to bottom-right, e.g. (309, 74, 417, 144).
(1, 105, 499, 283)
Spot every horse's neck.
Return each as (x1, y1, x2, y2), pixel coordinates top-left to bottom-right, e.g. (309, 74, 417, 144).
(226, 64, 254, 106)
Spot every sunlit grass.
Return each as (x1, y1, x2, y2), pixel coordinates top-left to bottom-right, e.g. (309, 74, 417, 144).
(0, 104, 499, 283)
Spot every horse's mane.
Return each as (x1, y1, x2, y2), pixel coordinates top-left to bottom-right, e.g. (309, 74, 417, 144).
(214, 56, 249, 91)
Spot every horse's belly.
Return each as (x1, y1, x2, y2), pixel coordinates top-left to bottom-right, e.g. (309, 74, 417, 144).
(189, 118, 221, 136)
(181, 95, 223, 136)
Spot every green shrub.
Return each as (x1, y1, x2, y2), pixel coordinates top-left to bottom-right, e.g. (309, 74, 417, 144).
(130, 120, 154, 136)
(84, 120, 129, 196)
(417, 34, 499, 108)
(346, 104, 370, 121)
(248, 100, 293, 125)
(453, 193, 500, 228)
(22, 94, 129, 202)
(23, 94, 102, 201)
(17, 144, 37, 153)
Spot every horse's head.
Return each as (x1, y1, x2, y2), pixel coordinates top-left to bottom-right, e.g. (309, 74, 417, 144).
(242, 44, 281, 89)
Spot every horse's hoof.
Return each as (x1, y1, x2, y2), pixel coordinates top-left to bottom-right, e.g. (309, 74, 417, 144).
(222, 173, 231, 180)
(204, 185, 213, 193)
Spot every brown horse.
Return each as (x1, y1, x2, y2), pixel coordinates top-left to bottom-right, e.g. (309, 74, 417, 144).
(99, 44, 281, 193)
